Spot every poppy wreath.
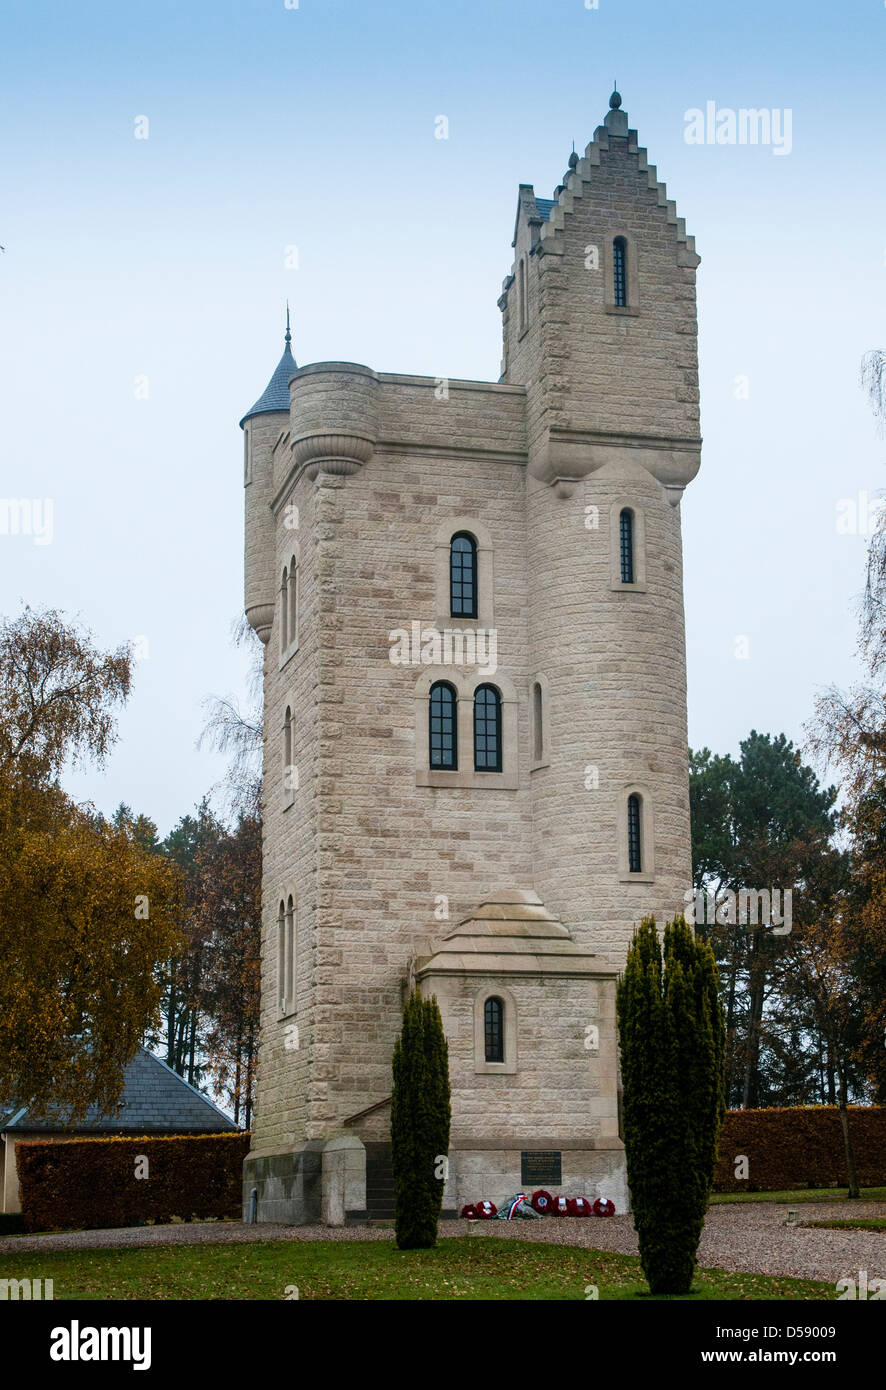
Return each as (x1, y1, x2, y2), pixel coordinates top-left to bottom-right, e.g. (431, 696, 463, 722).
(531, 1189, 553, 1215)
(460, 1204, 477, 1220)
(475, 1200, 498, 1219)
(593, 1197, 616, 1217)
(552, 1194, 571, 1216)
(569, 1196, 593, 1217)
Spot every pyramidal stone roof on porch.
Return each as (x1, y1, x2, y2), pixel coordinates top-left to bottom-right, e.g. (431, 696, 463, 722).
(0, 1048, 239, 1134)
(415, 889, 617, 979)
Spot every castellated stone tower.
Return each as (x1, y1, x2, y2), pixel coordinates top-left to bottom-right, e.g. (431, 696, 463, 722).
(240, 93, 701, 1225)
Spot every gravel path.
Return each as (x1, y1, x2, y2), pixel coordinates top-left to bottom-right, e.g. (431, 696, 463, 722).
(1, 1203, 883, 1285)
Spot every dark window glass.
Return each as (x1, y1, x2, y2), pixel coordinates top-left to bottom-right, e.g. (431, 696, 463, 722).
(473, 684, 502, 772)
(484, 996, 504, 1062)
(619, 508, 634, 585)
(450, 532, 478, 618)
(628, 794, 642, 873)
(613, 236, 627, 307)
(429, 681, 457, 770)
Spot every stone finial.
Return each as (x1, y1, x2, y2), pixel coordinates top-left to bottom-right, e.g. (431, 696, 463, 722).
(568, 150, 579, 169)
(604, 85, 628, 136)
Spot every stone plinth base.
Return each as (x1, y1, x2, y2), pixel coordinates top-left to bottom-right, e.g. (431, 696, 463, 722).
(243, 1137, 367, 1226)
(448, 1141, 628, 1215)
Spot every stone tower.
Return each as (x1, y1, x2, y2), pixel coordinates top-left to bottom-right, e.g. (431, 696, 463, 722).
(241, 92, 700, 1224)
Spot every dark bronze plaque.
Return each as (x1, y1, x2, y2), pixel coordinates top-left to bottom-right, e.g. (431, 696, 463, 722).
(520, 1150, 561, 1186)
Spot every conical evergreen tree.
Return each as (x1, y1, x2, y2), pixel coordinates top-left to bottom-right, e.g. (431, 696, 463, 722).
(617, 914, 725, 1294)
(391, 989, 451, 1250)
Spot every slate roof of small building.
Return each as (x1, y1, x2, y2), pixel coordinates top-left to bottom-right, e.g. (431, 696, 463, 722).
(0, 1048, 239, 1134)
(534, 198, 555, 221)
(239, 337, 297, 427)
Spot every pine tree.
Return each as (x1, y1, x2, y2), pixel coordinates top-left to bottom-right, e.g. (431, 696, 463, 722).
(390, 989, 451, 1250)
(616, 915, 725, 1294)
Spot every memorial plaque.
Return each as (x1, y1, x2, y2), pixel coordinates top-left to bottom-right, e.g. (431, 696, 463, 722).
(520, 1150, 562, 1186)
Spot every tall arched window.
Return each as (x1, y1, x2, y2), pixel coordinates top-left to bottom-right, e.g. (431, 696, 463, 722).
(283, 705, 293, 790)
(619, 508, 635, 585)
(287, 556, 298, 647)
(474, 684, 502, 772)
(613, 236, 628, 307)
(627, 794, 642, 874)
(280, 565, 289, 657)
(484, 996, 504, 1063)
(450, 532, 478, 618)
(276, 899, 287, 1013)
(532, 681, 543, 762)
(429, 681, 457, 770)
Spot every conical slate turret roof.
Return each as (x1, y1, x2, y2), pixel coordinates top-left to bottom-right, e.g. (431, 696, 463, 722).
(239, 308, 297, 427)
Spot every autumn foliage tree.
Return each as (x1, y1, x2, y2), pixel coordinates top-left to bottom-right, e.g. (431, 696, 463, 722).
(193, 810, 262, 1126)
(806, 349, 886, 1105)
(0, 607, 184, 1118)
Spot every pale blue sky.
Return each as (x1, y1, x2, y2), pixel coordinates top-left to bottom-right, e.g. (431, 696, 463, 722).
(1, 0, 884, 831)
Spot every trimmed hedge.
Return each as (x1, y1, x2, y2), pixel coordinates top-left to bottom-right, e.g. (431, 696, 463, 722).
(713, 1108, 886, 1192)
(16, 1132, 249, 1233)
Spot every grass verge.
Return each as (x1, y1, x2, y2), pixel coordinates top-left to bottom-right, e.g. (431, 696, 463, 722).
(0, 1237, 835, 1301)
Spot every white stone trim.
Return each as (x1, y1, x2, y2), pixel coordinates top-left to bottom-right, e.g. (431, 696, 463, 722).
(609, 501, 647, 592)
(604, 228, 640, 315)
(414, 668, 518, 790)
(281, 695, 296, 811)
(617, 784, 655, 883)
(433, 518, 495, 630)
(279, 542, 300, 667)
(473, 984, 517, 1075)
(276, 885, 298, 1019)
(529, 672, 551, 771)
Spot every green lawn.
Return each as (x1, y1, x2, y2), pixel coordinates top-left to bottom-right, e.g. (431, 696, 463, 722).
(711, 1186, 886, 1205)
(0, 1237, 835, 1301)
(805, 1218, 886, 1233)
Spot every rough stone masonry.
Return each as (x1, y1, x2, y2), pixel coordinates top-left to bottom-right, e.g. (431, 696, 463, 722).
(240, 91, 700, 1224)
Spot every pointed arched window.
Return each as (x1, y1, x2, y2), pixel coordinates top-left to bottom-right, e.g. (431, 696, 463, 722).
(484, 996, 504, 1063)
(627, 794, 642, 874)
(613, 236, 628, 308)
(429, 681, 457, 770)
(450, 532, 478, 618)
(474, 684, 502, 772)
(619, 508, 635, 585)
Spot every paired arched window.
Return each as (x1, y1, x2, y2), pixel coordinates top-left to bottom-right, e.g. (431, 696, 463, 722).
(613, 236, 628, 308)
(450, 532, 478, 619)
(277, 894, 295, 1015)
(429, 681, 457, 770)
(484, 996, 504, 1063)
(473, 684, 502, 772)
(619, 508, 635, 585)
(280, 557, 298, 654)
(627, 794, 642, 873)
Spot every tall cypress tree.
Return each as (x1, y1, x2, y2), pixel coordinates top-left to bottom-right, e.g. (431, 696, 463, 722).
(617, 915, 725, 1295)
(390, 989, 451, 1250)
